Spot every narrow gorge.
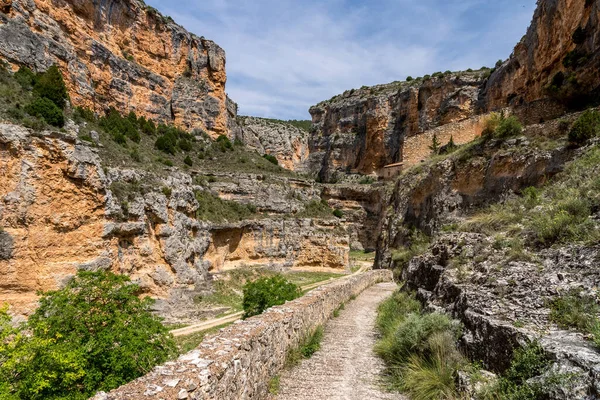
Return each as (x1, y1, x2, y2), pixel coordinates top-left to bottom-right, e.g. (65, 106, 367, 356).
(1, 0, 600, 399)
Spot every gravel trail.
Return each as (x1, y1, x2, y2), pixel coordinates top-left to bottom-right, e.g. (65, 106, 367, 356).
(275, 282, 404, 400)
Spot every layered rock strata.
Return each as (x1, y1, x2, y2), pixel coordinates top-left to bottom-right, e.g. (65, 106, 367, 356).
(0, 0, 228, 136)
(0, 124, 350, 322)
(234, 117, 311, 172)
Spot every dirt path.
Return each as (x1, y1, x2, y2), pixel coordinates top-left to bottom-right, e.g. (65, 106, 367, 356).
(275, 282, 404, 400)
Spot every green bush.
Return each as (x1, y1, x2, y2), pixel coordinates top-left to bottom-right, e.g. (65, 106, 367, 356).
(33, 65, 69, 109)
(215, 135, 233, 152)
(242, 275, 301, 318)
(184, 155, 193, 166)
(479, 342, 550, 400)
(0, 271, 176, 399)
(73, 106, 96, 122)
(375, 290, 422, 337)
(178, 139, 193, 152)
(263, 154, 279, 165)
(99, 108, 141, 143)
(568, 109, 600, 145)
(138, 116, 156, 135)
(24, 97, 65, 127)
(482, 113, 502, 136)
(406, 76, 414, 82)
(495, 116, 523, 138)
(333, 209, 344, 218)
(155, 134, 177, 154)
(14, 66, 37, 89)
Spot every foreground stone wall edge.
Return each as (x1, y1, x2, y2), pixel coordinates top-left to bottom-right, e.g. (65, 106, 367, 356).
(92, 270, 393, 400)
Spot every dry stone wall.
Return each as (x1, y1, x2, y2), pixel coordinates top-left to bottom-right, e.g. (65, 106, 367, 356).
(93, 270, 393, 400)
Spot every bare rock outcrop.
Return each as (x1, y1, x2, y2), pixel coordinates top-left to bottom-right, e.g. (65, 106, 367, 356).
(234, 117, 311, 172)
(0, 0, 229, 136)
(0, 124, 350, 322)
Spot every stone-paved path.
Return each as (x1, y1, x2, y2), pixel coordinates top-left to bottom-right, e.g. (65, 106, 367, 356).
(275, 282, 404, 400)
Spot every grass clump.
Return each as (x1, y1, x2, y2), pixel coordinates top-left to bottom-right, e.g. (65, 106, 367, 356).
(375, 289, 465, 398)
(461, 144, 600, 247)
(548, 289, 600, 347)
(285, 326, 324, 367)
(391, 230, 431, 274)
(268, 375, 281, 395)
(297, 199, 335, 219)
(477, 342, 553, 400)
(242, 275, 301, 318)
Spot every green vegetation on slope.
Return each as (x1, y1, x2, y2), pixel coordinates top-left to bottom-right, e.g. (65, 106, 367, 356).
(242, 275, 301, 318)
(460, 143, 600, 247)
(0, 271, 175, 400)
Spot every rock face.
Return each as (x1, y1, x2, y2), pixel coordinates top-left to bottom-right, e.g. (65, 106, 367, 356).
(375, 125, 578, 270)
(482, 0, 600, 113)
(0, 123, 350, 322)
(308, 0, 600, 182)
(308, 73, 485, 181)
(234, 117, 310, 172)
(401, 233, 600, 398)
(0, 0, 228, 137)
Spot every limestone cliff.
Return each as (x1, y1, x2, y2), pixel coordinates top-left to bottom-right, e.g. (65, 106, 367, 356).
(309, 72, 485, 181)
(482, 0, 600, 114)
(0, 0, 228, 137)
(0, 124, 350, 322)
(234, 117, 311, 172)
(309, 0, 600, 182)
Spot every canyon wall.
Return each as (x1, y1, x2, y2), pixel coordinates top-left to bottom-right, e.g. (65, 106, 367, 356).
(0, 124, 350, 322)
(482, 0, 600, 113)
(92, 270, 393, 400)
(0, 0, 229, 137)
(308, 72, 484, 181)
(234, 117, 311, 172)
(308, 0, 600, 181)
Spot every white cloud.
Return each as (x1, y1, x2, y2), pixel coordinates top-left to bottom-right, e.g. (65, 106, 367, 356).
(146, 0, 537, 120)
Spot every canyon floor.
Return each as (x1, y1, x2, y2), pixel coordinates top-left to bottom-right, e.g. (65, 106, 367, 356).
(274, 282, 403, 400)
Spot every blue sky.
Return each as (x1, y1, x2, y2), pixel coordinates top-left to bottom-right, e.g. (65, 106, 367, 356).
(145, 0, 537, 120)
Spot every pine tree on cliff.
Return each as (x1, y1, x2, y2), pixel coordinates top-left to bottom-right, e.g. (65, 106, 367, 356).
(429, 133, 441, 154)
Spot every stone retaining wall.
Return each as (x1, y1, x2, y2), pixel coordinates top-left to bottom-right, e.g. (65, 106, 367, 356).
(93, 270, 393, 400)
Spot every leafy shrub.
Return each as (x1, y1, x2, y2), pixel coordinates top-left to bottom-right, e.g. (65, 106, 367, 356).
(297, 199, 334, 218)
(478, 342, 550, 400)
(406, 76, 414, 81)
(375, 290, 422, 337)
(73, 106, 96, 122)
(138, 116, 156, 135)
(568, 109, 600, 145)
(215, 134, 233, 152)
(333, 209, 344, 218)
(0, 272, 176, 399)
(100, 108, 140, 144)
(14, 66, 37, 89)
(24, 97, 65, 127)
(178, 139, 193, 152)
(33, 65, 69, 109)
(375, 291, 464, 398)
(184, 155, 193, 166)
(495, 116, 523, 138)
(129, 147, 141, 162)
(263, 154, 279, 165)
(482, 112, 502, 136)
(242, 275, 301, 318)
(155, 134, 177, 154)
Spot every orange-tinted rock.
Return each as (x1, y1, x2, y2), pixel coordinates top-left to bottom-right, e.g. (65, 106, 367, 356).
(0, 0, 228, 137)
